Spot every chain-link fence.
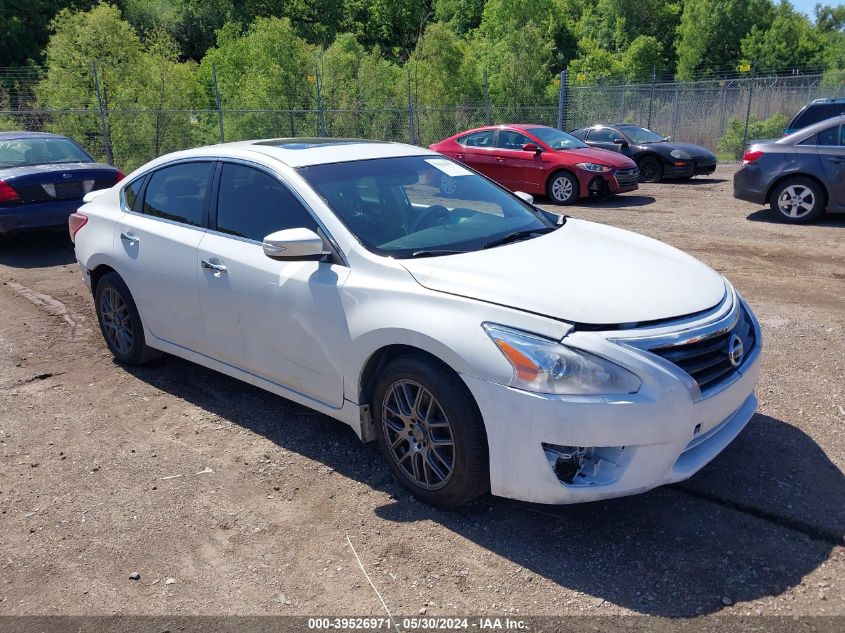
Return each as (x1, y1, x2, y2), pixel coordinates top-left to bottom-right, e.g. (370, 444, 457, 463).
(1, 65, 843, 172)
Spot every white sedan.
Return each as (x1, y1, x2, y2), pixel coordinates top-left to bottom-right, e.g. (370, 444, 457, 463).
(70, 139, 761, 507)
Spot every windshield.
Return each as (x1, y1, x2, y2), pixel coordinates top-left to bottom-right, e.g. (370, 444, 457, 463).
(619, 126, 664, 144)
(0, 137, 93, 168)
(527, 127, 588, 150)
(298, 156, 558, 259)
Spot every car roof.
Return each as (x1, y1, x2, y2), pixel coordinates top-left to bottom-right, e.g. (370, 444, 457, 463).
(0, 131, 69, 140)
(146, 138, 438, 169)
(808, 97, 845, 105)
(781, 113, 845, 143)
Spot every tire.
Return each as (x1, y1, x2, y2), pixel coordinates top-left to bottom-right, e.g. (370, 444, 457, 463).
(546, 171, 579, 205)
(637, 155, 663, 183)
(768, 177, 825, 224)
(372, 354, 489, 507)
(94, 272, 160, 365)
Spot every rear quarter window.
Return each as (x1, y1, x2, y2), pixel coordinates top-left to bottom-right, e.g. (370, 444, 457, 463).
(792, 104, 845, 130)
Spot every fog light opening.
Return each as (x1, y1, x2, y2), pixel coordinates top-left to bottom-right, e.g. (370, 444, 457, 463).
(542, 443, 625, 487)
(587, 176, 610, 199)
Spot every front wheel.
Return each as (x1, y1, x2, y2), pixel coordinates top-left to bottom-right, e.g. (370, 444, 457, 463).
(94, 272, 160, 365)
(373, 355, 489, 507)
(769, 177, 825, 224)
(637, 155, 663, 183)
(547, 171, 579, 205)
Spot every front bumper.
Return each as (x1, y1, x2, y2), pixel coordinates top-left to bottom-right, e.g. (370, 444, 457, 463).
(462, 292, 762, 505)
(578, 168, 639, 199)
(664, 157, 717, 179)
(0, 199, 83, 234)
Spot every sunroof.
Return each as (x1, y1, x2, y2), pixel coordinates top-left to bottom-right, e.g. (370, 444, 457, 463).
(253, 138, 387, 149)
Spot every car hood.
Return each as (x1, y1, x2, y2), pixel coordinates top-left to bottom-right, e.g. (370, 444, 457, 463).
(399, 218, 726, 326)
(640, 142, 715, 159)
(553, 147, 635, 167)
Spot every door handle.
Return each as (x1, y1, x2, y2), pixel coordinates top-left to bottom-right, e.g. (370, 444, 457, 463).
(201, 259, 227, 274)
(828, 156, 844, 163)
(455, 153, 465, 160)
(119, 231, 139, 245)
(496, 157, 505, 163)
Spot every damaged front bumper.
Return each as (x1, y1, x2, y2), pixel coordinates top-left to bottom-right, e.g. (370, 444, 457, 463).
(460, 293, 762, 505)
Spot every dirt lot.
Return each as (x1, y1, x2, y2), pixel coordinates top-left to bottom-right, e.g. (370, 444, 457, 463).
(1, 165, 843, 620)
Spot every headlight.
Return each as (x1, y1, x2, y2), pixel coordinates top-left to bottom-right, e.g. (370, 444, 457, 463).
(575, 162, 611, 173)
(483, 324, 641, 395)
(670, 149, 690, 160)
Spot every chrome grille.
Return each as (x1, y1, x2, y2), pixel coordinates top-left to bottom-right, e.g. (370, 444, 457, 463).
(615, 167, 639, 187)
(649, 304, 756, 393)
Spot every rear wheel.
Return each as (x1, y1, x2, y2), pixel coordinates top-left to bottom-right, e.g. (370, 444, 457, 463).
(94, 272, 160, 365)
(547, 171, 579, 205)
(637, 155, 663, 183)
(373, 355, 489, 507)
(769, 177, 825, 224)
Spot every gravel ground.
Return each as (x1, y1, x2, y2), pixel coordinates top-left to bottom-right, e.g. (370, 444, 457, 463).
(0, 164, 843, 620)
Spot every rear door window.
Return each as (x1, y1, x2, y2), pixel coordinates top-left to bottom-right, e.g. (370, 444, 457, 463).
(215, 163, 318, 242)
(817, 126, 840, 146)
(457, 131, 494, 148)
(587, 128, 619, 143)
(142, 162, 213, 227)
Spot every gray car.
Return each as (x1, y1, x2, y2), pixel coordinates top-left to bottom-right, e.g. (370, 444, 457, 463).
(733, 114, 845, 224)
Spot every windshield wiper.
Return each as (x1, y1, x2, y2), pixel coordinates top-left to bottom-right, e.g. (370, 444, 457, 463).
(482, 226, 557, 249)
(409, 249, 469, 258)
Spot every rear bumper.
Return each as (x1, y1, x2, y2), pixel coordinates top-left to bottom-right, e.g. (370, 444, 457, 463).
(0, 199, 82, 233)
(733, 165, 769, 204)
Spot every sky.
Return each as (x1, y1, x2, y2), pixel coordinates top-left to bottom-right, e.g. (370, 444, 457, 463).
(790, 0, 823, 19)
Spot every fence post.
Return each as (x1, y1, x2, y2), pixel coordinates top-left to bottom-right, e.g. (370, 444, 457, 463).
(315, 66, 327, 137)
(619, 82, 626, 121)
(407, 66, 416, 145)
(719, 79, 730, 136)
(557, 70, 567, 130)
(646, 67, 656, 129)
(212, 63, 224, 143)
(484, 71, 491, 126)
(92, 62, 113, 166)
(671, 80, 680, 138)
(741, 65, 755, 154)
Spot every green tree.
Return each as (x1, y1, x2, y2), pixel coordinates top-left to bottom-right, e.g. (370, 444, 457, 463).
(433, 0, 485, 33)
(201, 17, 316, 139)
(621, 35, 665, 81)
(675, 0, 775, 79)
(341, 0, 432, 56)
(0, 0, 98, 66)
(740, 1, 825, 71)
(36, 3, 144, 161)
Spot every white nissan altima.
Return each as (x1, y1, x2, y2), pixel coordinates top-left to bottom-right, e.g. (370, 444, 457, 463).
(70, 138, 761, 507)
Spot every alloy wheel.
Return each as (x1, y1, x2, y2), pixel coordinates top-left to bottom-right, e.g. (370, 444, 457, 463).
(551, 176, 574, 202)
(381, 379, 455, 490)
(100, 287, 134, 355)
(777, 185, 815, 219)
(639, 157, 660, 182)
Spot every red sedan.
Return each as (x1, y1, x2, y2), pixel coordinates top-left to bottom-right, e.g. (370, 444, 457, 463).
(429, 125, 639, 204)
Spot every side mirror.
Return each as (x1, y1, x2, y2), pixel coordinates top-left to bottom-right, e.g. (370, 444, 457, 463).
(514, 191, 534, 205)
(522, 143, 542, 154)
(663, 136, 673, 142)
(263, 227, 327, 260)
(613, 138, 629, 148)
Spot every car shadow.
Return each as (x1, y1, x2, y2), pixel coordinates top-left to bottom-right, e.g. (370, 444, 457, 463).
(122, 353, 845, 617)
(538, 195, 656, 209)
(746, 208, 845, 227)
(0, 230, 76, 268)
(661, 177, 728, 185)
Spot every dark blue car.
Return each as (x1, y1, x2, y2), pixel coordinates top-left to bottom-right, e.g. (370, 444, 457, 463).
(0, 132, 123, 235)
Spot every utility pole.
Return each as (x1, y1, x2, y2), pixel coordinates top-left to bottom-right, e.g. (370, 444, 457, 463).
(557, 70, 567, 130)
(741, 64, 755, 154)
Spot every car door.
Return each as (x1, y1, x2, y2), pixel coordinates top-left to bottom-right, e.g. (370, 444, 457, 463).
(816, 124, 845, 206)
(490, 129, 546, 191)
(585, 127, 626, 153)
(197, 161, 350, 408)
(453, 130, 499, 180)
(113, 160, 213, 353)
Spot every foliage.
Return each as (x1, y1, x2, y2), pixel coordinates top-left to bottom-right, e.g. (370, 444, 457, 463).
(740, 1, 826, 71)
(717, 113, 789, 159)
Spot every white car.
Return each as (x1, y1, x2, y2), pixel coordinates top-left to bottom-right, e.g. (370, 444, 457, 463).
(70, 139, 762, 507)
